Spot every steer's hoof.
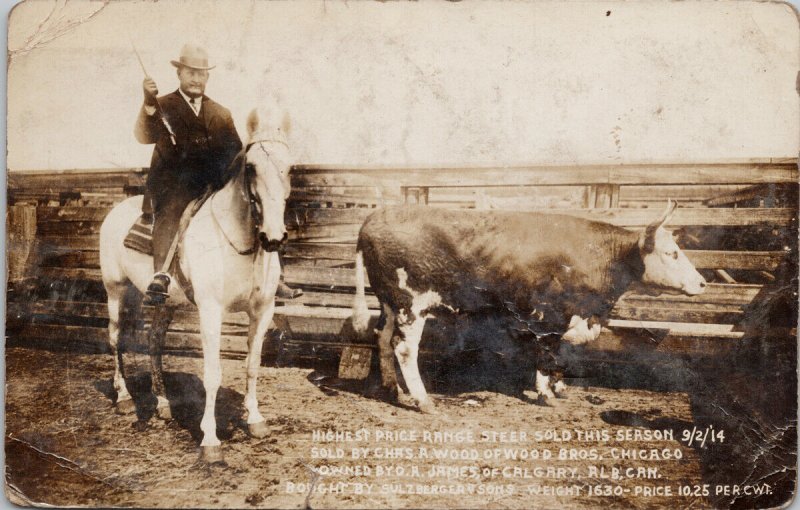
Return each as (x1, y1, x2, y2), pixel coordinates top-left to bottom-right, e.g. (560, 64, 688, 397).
(418, 400, 438, 415)
(115, 399, 136, 415)
(156, 405, 172, 421)
(248, 421, 269, 439)
(199, 446, 226, 465)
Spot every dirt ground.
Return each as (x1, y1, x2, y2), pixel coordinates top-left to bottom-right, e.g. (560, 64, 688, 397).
(4, 336, 796, 509)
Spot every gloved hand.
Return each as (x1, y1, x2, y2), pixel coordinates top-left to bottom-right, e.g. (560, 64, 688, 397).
(143, 76, 159, 106)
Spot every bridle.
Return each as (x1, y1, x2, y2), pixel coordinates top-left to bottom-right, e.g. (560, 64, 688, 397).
(214, 141, 288, 256)
(245, 141, 289, 253)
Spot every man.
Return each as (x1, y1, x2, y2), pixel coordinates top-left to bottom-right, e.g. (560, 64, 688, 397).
(136, 43, 300, 304)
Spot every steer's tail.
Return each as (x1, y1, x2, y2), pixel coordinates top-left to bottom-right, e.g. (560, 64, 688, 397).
(351, 251, 371, 335)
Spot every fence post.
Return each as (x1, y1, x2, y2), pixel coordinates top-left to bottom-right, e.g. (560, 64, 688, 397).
(7, 204, 37, 282)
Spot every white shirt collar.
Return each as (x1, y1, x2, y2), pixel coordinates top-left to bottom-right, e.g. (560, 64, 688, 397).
(178, 88, 202, 115)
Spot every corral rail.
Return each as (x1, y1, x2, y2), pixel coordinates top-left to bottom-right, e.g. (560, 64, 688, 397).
(7, 159, 797, 365)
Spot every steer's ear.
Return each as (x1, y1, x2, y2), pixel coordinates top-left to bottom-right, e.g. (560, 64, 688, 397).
(639, 199, 678, 253)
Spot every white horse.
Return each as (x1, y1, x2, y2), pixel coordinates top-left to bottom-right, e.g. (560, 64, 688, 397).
(99, 108, 291, 463)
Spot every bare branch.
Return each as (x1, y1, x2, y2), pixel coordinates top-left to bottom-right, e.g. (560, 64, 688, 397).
(9, 0, 110, 64)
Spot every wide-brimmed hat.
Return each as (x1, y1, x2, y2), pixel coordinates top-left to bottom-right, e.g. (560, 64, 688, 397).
(170, 43, 215, 71)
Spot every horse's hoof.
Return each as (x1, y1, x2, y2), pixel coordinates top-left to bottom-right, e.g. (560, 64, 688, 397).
(156, 405, 172, 421)
(248, 421, 269, 439)
(199, 446, 225, 465)
(536, 394, 557, 407)
(371, 385, 399, 403)
(418, 400, 438, 415)
(396, 392, 416, 408)
(115, 399, 136, 415)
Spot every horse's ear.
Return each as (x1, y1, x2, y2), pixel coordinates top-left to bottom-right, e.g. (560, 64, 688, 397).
(246, 109, 260, 139)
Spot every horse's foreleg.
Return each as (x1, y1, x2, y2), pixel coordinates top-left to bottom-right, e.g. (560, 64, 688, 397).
(107, 285, 134, 415)
(198, 302, 224, 463)
(244, 299, 275, 439)
(147, 305, 174, 420)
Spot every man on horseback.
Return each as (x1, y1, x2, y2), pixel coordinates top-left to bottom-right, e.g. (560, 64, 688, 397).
(136, 43, 300, 304)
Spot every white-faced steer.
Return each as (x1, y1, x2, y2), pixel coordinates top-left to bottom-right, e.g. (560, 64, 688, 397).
(351, 200, 706, 413)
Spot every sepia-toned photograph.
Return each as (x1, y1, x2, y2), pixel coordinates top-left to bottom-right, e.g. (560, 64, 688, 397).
(5, 1, 799, 508)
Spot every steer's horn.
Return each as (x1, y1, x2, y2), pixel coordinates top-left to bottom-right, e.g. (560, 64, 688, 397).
(640, 199, 678, 253)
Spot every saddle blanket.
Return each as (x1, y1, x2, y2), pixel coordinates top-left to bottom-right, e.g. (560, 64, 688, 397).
(122, 194, 210, 257)
(123, 214, 154, 256)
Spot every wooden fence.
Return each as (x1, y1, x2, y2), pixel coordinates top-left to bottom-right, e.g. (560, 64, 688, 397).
(6, 159, 798, 364)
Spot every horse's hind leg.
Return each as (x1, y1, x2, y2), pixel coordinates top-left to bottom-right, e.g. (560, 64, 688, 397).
(107, 282, 135, 415)
(147, 305, 175, 420)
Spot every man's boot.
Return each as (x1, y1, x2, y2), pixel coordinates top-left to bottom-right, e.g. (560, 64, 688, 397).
(276, 279, 303, 299)
(276, 251, 302, 299)
(144, 272, 171, 306)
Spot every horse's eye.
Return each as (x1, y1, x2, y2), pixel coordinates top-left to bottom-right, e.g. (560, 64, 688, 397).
(671, 251, 678, 260)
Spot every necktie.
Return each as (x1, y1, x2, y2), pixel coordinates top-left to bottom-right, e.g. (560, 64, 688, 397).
(189, 98, 199, 115)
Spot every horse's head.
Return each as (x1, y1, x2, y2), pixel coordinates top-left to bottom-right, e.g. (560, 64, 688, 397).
(244, 107, 292, 252)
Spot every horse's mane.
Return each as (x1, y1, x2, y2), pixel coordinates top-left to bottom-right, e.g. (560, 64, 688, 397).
(219, 149, 247, 189)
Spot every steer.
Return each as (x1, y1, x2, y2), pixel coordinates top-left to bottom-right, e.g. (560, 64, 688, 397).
(351, 200, 706, 413)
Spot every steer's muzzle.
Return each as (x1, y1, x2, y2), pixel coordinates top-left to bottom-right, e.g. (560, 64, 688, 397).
(259, 231, 288, 252)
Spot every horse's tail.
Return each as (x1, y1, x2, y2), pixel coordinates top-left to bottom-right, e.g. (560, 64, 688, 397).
(351, 250, 371, 335)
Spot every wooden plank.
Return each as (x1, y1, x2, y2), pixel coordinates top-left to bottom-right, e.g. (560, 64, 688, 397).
(611, 306, 742, 324)
(289, 224, 361, 242)
(37, 207, 112, 222)
(683, 250, 785, 271)
(38, 235, 99, 250)
(285, 207, 372, 227)
(606, 319, 743, 339)
(620, 184, 752, 201)
(36, 267, 103, 280)
(283, 266, 362, 288)
(284, 242, 356, 261)
(8, 170, 146, 189)
(620, 283, 762, 305)
(704, 183, 796, 207)
(7, 300, 250, 328)
(292, 163, 798, 188)
(521, 207, 795, 227)
(37, 221, 102, 236)
(13, 323, 248, 355)
(280, 290, 378, 308)
(39, 250, 100, 269)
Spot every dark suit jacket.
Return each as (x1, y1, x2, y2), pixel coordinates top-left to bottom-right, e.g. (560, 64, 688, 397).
(135, 90, 242, 214)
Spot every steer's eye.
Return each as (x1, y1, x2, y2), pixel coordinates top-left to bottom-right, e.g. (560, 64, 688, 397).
(671, 251, 678, 260)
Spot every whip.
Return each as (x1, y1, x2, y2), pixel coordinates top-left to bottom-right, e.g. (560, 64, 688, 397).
(130, 40, 176, 146)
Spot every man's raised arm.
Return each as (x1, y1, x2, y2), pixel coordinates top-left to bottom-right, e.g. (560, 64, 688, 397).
(134, 77, 162, 144)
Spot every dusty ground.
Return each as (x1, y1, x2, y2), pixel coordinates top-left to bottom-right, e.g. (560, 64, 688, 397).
(5, 338, 796, 509)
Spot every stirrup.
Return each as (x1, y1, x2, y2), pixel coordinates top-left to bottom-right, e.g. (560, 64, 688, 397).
(144, 272, 171, 305)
